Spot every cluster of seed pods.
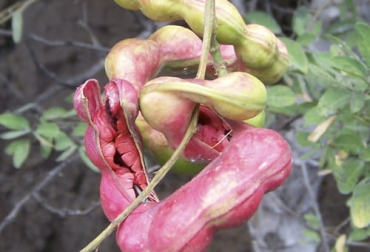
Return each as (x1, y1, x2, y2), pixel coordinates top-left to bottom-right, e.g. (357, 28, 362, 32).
(74, 3, 292, 251)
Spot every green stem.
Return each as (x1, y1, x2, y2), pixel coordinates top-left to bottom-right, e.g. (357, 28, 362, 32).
(210, 38, 228, 77)
(196, 0, 228, 78)
(196, 0, 215, 80)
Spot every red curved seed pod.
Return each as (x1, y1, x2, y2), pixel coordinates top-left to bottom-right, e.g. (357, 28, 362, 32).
(116, 124, 292, 252)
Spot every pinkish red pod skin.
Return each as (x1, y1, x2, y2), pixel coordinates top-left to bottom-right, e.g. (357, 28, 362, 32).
(75, 80, 293, 250)
(116, 124, 292, 252)
(73, 78, 158, 220)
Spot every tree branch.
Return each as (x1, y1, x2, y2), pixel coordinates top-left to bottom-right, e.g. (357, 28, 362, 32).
(0, 154, 79, 233)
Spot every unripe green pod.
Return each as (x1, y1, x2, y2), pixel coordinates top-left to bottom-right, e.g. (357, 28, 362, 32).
(233, 24, 279, 70)
(243, 37, 289, 85)
(114, 0, 139, 10)
(114, 0, 287, 79)
(244, 110, 265, 128)
(140, 72, 266, 134)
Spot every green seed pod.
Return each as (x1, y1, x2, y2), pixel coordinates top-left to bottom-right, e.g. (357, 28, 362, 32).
(244, 110, 265, 128)
(140, 72, 266, 127)
(243, 38, 289, 85)
(114, 0, 287, 75)
(234, 24, 279, 70)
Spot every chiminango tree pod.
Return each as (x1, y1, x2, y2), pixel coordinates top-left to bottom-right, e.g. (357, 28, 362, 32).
(74, 9, 292, 249)
(103, 25, 274, 173)
(139, 72, 266, 162)
(116, 123, 292, 252)
(113, 0, 289, 84)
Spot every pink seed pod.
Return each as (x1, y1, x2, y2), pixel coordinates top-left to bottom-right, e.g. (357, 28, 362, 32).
(73, 78, 158, 221)
(116, 124, 292, 252)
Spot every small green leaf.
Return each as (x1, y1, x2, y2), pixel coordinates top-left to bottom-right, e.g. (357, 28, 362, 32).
(359, 148, 370, 162)
(349, 178, 370, 228)
(306, 64, 338, 89)
(63, 109, 77, 118)
(300, 149, 320, 161)
(267, 85, 296, 107)
(335, 132, 364, 154)
(302, 229, 321, 243)
(331, 56, 367, 79)
(41, 107, 68, 121)
(318, 88, 351, 116)
(355, 22, 370, 67)
(72, 122, 87, 137)
(292, 6, 312, 36)
(324, 34, 360, 59)
(348, 228, 369, 241)
(297, 33, 317, 46)
(36, 122, 60, 139)
(303, 106, 328, 126)
(0, 113, 30, 130)
(350, 91, 366, 113)
(79, 146, 99, 172)
(54, 132, 74, 151)
(40, 139, 53, 159)
(295, 102, 316, 115)
(279, 37, 308, 74)
(5, 138, 31, 168)
(244, 11, 281, 34)
(0, 130, 30, 140)
(337, 113, 370, 140)
(326, 19, 355, 35)
(11, 10, 23, 43)
(304, 213, 321, 229)
(296, 131, 320, 148)
(56, 145, 77, 162)
(332, 160, 364, 194)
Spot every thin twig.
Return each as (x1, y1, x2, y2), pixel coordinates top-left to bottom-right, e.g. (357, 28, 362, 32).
(28, 34, 110, 52)
(301, 162, 331, 252)
(25, 35, 105, 87)
(0, 29, 12, 36)
(248, 0, 258, 12)
(32, 192, 100, 217)
(78, 2, 101, 48)
(0, 0, 41, 25)
(0, 154, 79, 233)
(347, 241, 370, 249)
(132, 11, 156, 39)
